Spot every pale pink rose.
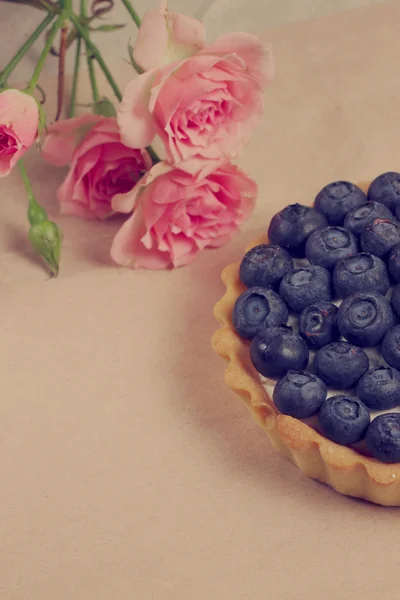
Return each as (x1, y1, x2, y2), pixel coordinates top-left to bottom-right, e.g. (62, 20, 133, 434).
(42, 115, 152, 220)
(110, 161, 257, 269)
(41, 112, 100, 167)
(0, 89, 39, 177)
(118, 32, 273, 171)
(133, 6, 205, 72)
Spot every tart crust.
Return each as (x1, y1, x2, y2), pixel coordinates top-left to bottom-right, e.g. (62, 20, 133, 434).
(212, 181, 400, 506)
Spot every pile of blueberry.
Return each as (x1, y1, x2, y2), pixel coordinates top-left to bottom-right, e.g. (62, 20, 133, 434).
(232, 173, 400, 463)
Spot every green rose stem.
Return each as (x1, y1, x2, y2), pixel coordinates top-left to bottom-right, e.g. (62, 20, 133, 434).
(86, 48, 100, 102)
(54, 0, 74, 120)
(2, 0, 60, 13)
(55, 21, 68, 120)
(70, 13, 161, 163)
(80, 0, 100, 103)
(18, 160, 62, 277)
(26, 10, 70, 94)
(70, 14, 122, 101)
(120, 0, 141, 28)
(68, 34, 81, 117)
(145, 145, 161, 166)
(0, 12, 56, 87)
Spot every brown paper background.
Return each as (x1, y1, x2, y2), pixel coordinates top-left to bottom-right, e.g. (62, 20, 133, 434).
(2, 2, 400, 598)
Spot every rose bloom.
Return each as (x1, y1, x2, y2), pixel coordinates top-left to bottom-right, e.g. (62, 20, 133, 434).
(42, 114, 152, 220)
(110, 161, 257, 269)
(119, 8, 273, 171)
(0, 89, 39, 177)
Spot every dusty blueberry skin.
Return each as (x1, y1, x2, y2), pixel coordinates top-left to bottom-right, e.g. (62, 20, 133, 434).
(232, 287, 288, 340)
(381, 325, 400, 369)
(357, 367, 400, 410)
(360, 218, 400, 259)
(299, 301, 339, 349)
(268, 204, 327, 257)
(388, 244, 400, 284)
(250, 325, 309, 379)
(239, 244, 293, 290)
(365, 413, 400, 463)
(273, 371, 327, 418)
(318, 395, 370, 445)
(333, 252, 390, 298)
(313, 341, 369, 389)
(279, 265, 333, 313)
(305, 226, 358, 270)
(314, 181, 367, 225)
(344, 201, 393, 236)
(367, 171, 400, 211)
(337, 291, 394, 347)
(391, 283, 400, 317)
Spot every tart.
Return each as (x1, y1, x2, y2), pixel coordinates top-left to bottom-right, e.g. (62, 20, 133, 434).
(212, 176, 400, 506)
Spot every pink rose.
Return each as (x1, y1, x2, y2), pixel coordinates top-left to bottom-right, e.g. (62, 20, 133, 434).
(42, 114, 152, 220)
(110, 161, 257, 269)
(133, 6, 206, 72)
(0, 89, 39, 177)
(42, 112, 100, 167)
(119, 29, 273, 171)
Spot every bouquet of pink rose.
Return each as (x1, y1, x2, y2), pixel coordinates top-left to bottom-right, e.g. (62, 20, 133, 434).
(0, 0, 273, 275)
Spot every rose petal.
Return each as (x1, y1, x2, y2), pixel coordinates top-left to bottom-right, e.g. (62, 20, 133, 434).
(42, 113, 100, 166)
(133, 9, 169, 72)
(111, 203, 172, 269)
(112, 161, 171, 214)
(118, 71, 157, 149)
(133, 8, 206, 72)
(0, 89, 38, 146)
(203, 32, 274, 85)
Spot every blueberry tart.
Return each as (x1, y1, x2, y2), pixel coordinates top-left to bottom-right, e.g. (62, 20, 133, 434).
(213, 178, 400, 506)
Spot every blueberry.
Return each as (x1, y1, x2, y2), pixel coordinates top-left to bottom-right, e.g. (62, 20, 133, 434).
(279, 265, 332, 313)
(366, 414, 400, 463)
(360, 218, 400, 259)
(344, 201, 393, 236)
(391, 283, 400, 317)
(313, 341, 369, 389)
(357, 367, 400, 410)
(273, 371, 327, 418)
(337, 291, 394, 347)
(268, 204, 327, 257)
(367, 172, 400, 211)
(232, 287, 288, 340)
(299, 301, 339, 349)
(333, 252, 390, 298)
(382, 325, 400, 370)
(318, 395, 370, 445)
(305, 226, 358, 270)
(250, 325, 309, 379)
(388, 244, 400, 283)
(239, 244, 293, 290)
(314, 181, 367, 225)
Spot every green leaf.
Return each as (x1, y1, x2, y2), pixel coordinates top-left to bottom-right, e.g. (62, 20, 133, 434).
(34, 102, 47, 150)
(38, 102, 47, 135)
(127, 41, 144, 75)
(92, 96, 117, 117)
(91, 23, 127, 32)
